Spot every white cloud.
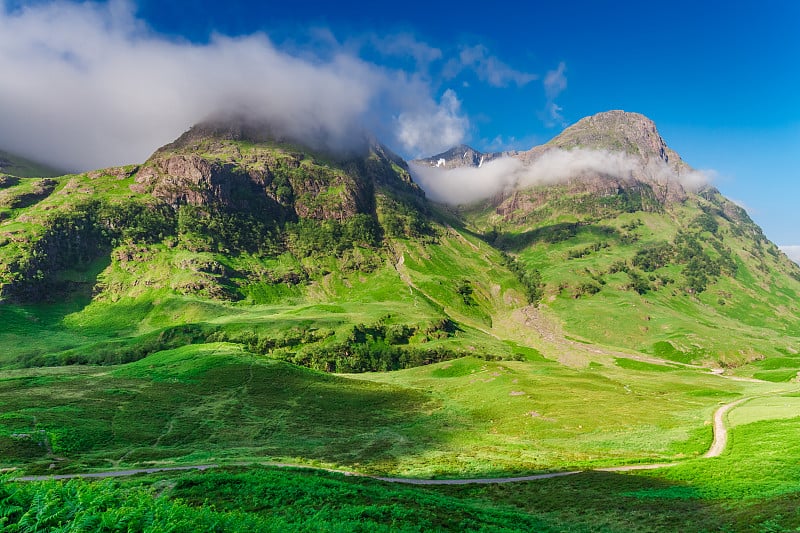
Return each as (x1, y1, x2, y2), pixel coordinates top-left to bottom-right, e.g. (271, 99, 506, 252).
(396, 89, 470, 156)
(541, 61, 567, 127)
(544, 61, 567, 100)
(444, 44, 537, 87)
(410, 157, 522, 204)
(0, 0, 469, 171)
(411, 148, 714, 205)
(779, 246, 800, 265)
(369, 33, 442, 70)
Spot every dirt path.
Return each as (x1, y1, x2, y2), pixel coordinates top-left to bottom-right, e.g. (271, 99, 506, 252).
(703, 397, 751, 458)
(11, 460, 688, 485)
(10, 394, 781, 485)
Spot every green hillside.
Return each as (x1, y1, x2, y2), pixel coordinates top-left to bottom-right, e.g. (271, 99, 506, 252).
(460, 112, 800, 375)
(0, 149, 64, 178)
(0, 121, 529, 374)
(1, 112, 799, 531)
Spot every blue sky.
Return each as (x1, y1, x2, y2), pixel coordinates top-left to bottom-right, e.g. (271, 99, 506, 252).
(1, 0, 798, 249)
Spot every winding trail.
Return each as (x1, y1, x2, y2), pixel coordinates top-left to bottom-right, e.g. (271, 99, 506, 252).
(703, 397, 751, 458)
(12, 397, 751, 484)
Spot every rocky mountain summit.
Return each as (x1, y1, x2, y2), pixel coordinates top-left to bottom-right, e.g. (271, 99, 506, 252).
(539, 110, 685, 167)
(412, 144, 511, 169)
(132, 118, 421, 222)
(510, 113, 684, 206)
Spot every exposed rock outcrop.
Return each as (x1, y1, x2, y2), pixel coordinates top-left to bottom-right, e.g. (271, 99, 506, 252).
(412, 144, 512, 169)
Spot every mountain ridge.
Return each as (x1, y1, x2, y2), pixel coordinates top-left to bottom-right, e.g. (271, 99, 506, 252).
(0, 109, 798, 376)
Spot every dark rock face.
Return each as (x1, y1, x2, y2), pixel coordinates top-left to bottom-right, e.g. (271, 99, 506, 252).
(131, 122, 420, 225)
(133, 154, 262, 210)
(134, 151, 373, 222)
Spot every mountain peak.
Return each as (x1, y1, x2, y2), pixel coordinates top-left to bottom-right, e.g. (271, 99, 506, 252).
(159, 113, 373, 158)
(547, 110, 684, 168)
(412, 144, 512, 169)
(158, 115, 291, 154)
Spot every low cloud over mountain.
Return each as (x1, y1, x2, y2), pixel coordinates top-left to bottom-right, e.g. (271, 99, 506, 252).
(0, 0, 472, 170)
(411, 148, 713, 205)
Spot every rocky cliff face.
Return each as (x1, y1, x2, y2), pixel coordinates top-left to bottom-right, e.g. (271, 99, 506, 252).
(542, 110, 685, 168)
(132, 121, 400, 222)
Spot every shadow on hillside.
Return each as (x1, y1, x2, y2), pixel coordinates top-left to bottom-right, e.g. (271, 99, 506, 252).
(429, 469, 752, 531)
(495, 223, 623, 252)
(0, 254, 113, 365)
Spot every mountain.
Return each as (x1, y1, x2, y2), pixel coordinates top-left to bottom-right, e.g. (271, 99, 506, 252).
(0, 110, 798, 378)
(0, 118, 526, 373)
(0, 149, 64, 178)
(412, 144, 511, 169)
(3, 112, 800, 531)
(457, 110, 800, 371)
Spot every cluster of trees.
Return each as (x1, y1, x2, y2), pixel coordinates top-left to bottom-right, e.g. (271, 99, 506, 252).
(567, 241, 609, 260)
(284, 214, 381, 257)
(564, 212, 737, 297)
(500, 252, 543, 305)
(632, 242, 674, 271)
(281, 319, 459, 373)
(674, 231, 736, 293)
(4, 201, 113, 300)
(208, 318, 460, 373)
(176, 205, 276, 254)
(379, 198, 431, 240)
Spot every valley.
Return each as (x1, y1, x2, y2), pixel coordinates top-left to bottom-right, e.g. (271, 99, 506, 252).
(1, 111, 799, 531)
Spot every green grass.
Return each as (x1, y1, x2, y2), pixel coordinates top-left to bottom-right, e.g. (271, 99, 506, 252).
(0, 343, 442, 474)
(463, 194, 800, 369)
(346, 356, 783, 476)
(0, 343, 788, 480)
(3, 127, 800, 530)
(614, 357, 679, 372)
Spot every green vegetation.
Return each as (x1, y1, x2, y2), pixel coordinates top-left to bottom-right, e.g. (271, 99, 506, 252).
(2, 121, 800, 530)
(467, 192, 800, 366)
